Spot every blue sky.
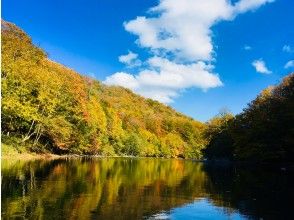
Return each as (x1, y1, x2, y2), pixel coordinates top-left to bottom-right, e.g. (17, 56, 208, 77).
(2, 0, 294, 121)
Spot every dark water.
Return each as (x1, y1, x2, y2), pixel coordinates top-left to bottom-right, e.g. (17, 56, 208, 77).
(1, 158, 294, 220)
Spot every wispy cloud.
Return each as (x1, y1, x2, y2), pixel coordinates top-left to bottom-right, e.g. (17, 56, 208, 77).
(234, 0, 274, 13)
(282, 45, 294, 53)
(244, 45, 252, 50)
(104, 0, 274, 103)
(284, 60, 294, 69)
(252, 59, 272, 74)
(118, 51, 142, 68)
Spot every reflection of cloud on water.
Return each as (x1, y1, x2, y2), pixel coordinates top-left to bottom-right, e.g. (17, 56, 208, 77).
(146, 211, 170, 220)
(147, 198, 247, 220)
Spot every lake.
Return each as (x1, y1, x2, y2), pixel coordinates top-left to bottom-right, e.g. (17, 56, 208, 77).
(1, 158, 293, 219)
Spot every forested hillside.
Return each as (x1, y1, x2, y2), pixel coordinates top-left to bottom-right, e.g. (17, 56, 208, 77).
(1, 20, 206, 158)
(2, 20, 293, 162)
(204, 73, 294, 163)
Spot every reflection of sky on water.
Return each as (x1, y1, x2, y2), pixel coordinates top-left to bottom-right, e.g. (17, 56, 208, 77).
(147, 198, 248, 220)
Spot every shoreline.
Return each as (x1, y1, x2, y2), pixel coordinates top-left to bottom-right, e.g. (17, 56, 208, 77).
(2, 153, 294, 170)
(1, 152, 202, 161)
(1, 152, 69, 160)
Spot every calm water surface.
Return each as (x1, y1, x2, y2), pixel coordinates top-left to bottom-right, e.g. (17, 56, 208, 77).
(1, 158, 294, 219)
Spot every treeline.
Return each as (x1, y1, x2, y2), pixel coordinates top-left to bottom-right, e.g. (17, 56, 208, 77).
(204, 73, 294, 162)
(1, 20, 206, 158)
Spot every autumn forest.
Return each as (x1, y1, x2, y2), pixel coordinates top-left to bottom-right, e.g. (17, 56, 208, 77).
(1, 20, 294, 163)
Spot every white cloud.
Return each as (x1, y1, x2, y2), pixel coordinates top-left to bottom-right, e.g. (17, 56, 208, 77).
(283, 45, 294, 53)
(124, 0, 273, 62)
(104, 72, 139, 90)
(104, 0, 274, 103)
(252, 59, 272, 74)
(124, 1, 229, 62)
(118, 51, 142, 67)
(104, 57, 222, 103)
(244, 45, 252, 50)
(284, 60, 294, 69)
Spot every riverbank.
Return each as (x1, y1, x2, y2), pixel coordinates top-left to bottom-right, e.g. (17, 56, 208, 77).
(2, 143, 294, 171)
(1, 144, 148, 160)
(1, 145, 193, 161)
(1, 143, 66, 160)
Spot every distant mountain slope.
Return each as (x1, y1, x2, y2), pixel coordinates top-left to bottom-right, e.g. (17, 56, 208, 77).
(1, 20, 206, 158)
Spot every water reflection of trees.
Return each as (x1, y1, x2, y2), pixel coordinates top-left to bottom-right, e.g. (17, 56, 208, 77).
(2, 159, 293, 219)
(2, 158, 208, 219)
